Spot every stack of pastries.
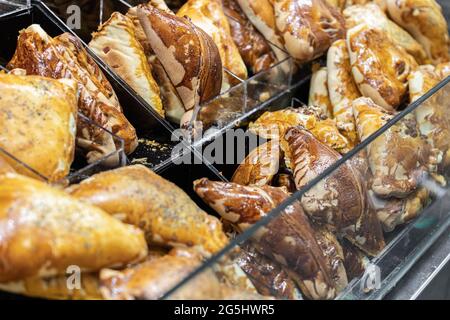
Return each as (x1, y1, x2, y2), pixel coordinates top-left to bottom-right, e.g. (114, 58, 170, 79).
(190, 0, 450, 300)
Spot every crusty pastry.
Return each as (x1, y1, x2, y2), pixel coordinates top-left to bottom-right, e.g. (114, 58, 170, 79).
(249, 106, 350, 154)
(236, 242, 304, 300)
(347, 24, 418, 111)
(369, 188, 430, 232)
(194, 179, 344, 300)
(100, 247, 266, 300)
(386, 0, 449, 65)
(0, 173, 147, 283)
(223, 0, 277, 74)
(327, 39, 360, 147)
(66, 165, 228, 254)
(178, 0, 248, 89)
(309, 67, 333, 117)
(236, 0, 290, 63)
(352, 97, 429, 198)
(273, 0, 346, 63)
(0, 153, 15, 175)
(284, 127, 385, 256)
(137, 4, 223, 113)
(341, 240, 368, 281)
(344, 3, 429, 64)
(89, 12, 164, 117)
(0, 273, 102, 300)
(409, 66, 450, 174)
(0, 73, 77, 182)
(232, 140, 281, 186)
(7, 25, 138, 159)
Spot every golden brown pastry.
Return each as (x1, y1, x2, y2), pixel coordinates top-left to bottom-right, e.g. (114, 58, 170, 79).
(249, 106, 350, 154)
(0, 173, 147, 283)
(223, 0, 277, 74)
(309, 67, 333, 117)
(284, 127, 385, 255)
(235, 242, 304, 299)
(325, 0, 346, 9)
(386, 0, 449, 65)
(89, 12, 164, 117)
(137, 4, 223, 113)
(327, 39, 360, 147)
(0, 73, 77, 182)
(0, 273, 102, 300)
(194, 179, 345, 300)
(236, 0, 290, 62)
(344, 3, 429, 64)
(66, 165, 228, 254)
(341, 240, 368, 281)
(409, 66, 450, 174)
(178, 0, 248, 89)
(369, 188, 430, 232)
(352, 97, 429, 198)
(273, 0, 346, 63)
(347, 24, 418, 111)
(435, 62, 450, 79)
(7, 25, 138, 159)
(231, 140, 281, 186)
(100, 248, 266, 300)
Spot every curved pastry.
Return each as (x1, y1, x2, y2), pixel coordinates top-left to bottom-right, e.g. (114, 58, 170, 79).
(0, 173, 147, 283)
(249, 106, 350, 154)
(386, 0, 449, 65)
(344, 3, 428, 64)
(89, 12, 164, 117)
(0, 273, 102, 300)
(0, 74, 77, 182)
(7, 25, 138, 158)
(273, 0, 346, 63)
(232, 140, 281, 186)
(327, 39, 360, 147)
(236, 0, 289, 62)
(284, 127, 385, 255)
(352, 97, 429, 197)
(137, 4, 223, 112)
(223, 0, 277, 74)
(369, 188, 430, 232)
(194, 179, 346, 299)
(100, 248, 266, 300)
(66, 165, 228, 254)
(409, 66, 450, 173)
(177, 0, 248, 89)
(236, 242, 304, 300)
(347, 24, 418, 111)
(309, 67, 333, 117)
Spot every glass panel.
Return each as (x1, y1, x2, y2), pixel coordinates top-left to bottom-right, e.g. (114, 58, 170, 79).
(0, 0, 30, 19)
(161, 77, 450, 300)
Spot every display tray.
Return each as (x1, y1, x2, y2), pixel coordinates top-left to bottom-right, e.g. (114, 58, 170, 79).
(0, 0, 449, 301)
(160, 77, 450, 300)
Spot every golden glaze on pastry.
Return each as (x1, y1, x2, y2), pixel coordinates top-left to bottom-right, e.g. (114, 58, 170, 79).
(347, 24, 418, 111)
(67, 165, 228, 253)
(309, 67, 333, 117)
(223, 0, 277, 74)
(273, 0, 346, 63)
(387, 0, 449, 65)
(7, 25, 138, 158)
(177, 0, 248, 89)
(232, 140, 281, 186)
(327, 39, 360, 147)
(89, 12, 164, 117)
(194, 179, 343, 300)
(0, 74, 77, 182)
(137, 4, 223, 112)
(344, 3, 428, 64)
(0, 173, 147, 283)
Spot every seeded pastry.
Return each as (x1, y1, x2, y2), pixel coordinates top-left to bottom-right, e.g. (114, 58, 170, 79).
(89, 12, 164, 117)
